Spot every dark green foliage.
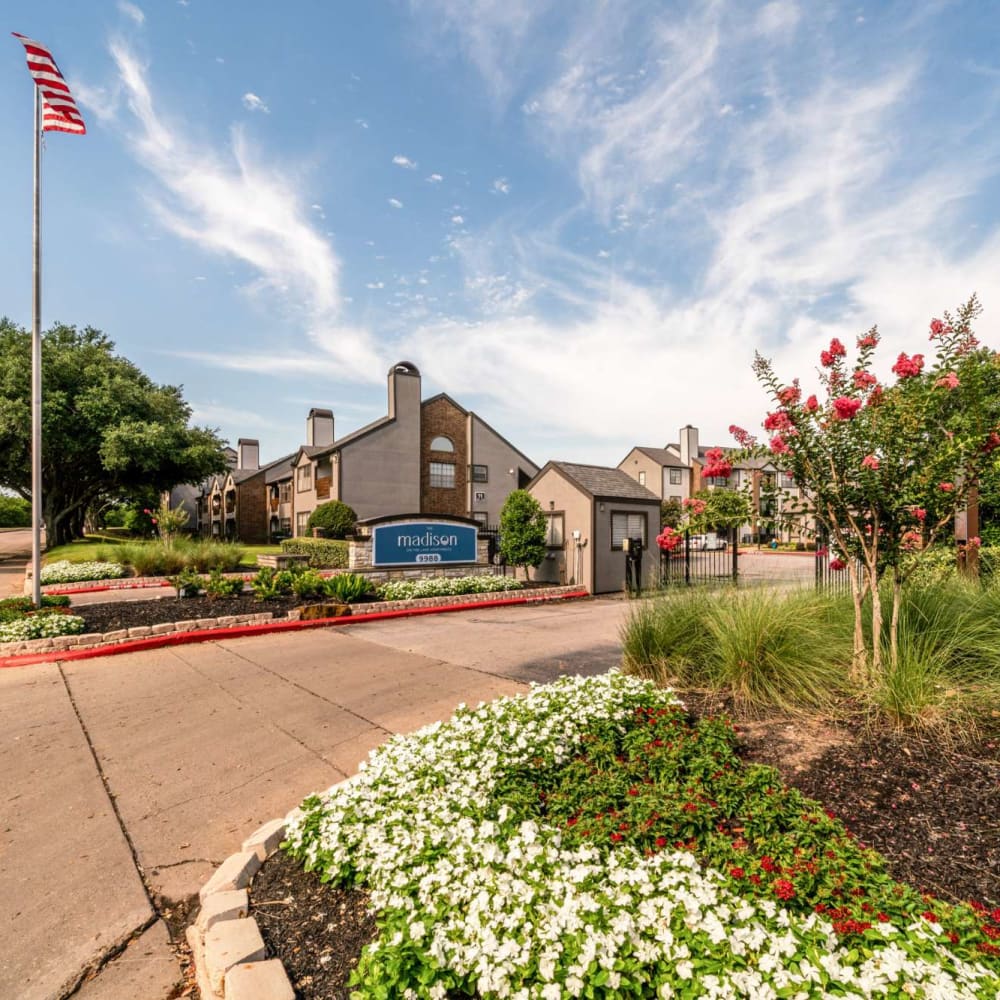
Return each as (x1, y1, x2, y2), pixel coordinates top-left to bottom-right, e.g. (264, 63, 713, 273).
(0, 319, 229, 546)
(204, 568, 245, 599)
(326, 572, 372, 603)
(250, 567, 299, 600)
(306, 501, 357, 539)
(659, 497, 682, 529)
(279, 537, 349, 568)
(168, 568, 204, 598)
(0, 494, 30, 527)
(291, 569, 328, 601)
(0, 594, 72, 622)
(498, 489, 547, 572)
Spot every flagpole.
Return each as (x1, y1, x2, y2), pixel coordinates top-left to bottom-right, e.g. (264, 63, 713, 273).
(31, 85, 42, 607)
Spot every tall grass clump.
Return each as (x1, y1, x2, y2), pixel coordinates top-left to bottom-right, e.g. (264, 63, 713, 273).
(622, 587, 853, 712)
(92, 539, 244, 576)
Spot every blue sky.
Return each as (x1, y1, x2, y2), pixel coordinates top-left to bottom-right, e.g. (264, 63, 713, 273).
(3, 1, 1000, 469)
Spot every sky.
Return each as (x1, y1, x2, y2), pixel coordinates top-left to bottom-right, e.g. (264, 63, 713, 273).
(2, 1, 1000, 470)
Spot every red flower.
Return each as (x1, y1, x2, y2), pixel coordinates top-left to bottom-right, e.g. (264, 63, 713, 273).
(829, 558, 846, 571)
(729, 424, 757, 448)
(831, 396, 862, 421)
(939, 482, 954, 492)
(778, 384, 801, 405)
(857, 331, 879, 349)
(654, 836, 667, 848)
(730, 867, 745, 879)
(763, 410, 792, 432)
(929, 318, 945, 338)
(702, 447, 733, 480)
(922, 910, 939, 923)
(861, 454, 879, 471)
(853, 371, 878, 389)
(804, 394, 819, 412)
(773, 879, 796, 900)
(913, 508, 927, 521)
(610, 832, 623, 842)
(769, 435, 791, 456)
(657, 527, 683, 552)
(935, 371, 960, 389)
(891, 352, 925, 379)
(628, 787, 639, 796)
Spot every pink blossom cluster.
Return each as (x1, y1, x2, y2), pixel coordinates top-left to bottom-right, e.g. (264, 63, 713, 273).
(860, 454, 879, 471)
(728, 424, 757, 448)
(702, 447, 732, 480)
(820, 338, 847, 367)
(891, 352, 925, 379)
(682, 497, 707, 515)
(763, 410, 792, 432)
(935, 372, 960, 390)
(831, 397, 862, 421)
(656, 527, 683, 552)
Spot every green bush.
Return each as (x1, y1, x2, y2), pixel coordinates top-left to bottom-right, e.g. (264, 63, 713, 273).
(279, 537, 349, 568)
(291, 570, 328, 601)
(499, 489, 547, 572)
(306, 501, 357, 539)
(168, 568, 204, 598)
(250, 567, 298, 600)
(204, 568, 245, 599)
(326, 572, 372, 603)
(377, 575, 523, 601)
(182, 541, 243, 573)
(0, 494, 30, 527)
(91, 539, 244, 577)
(0, 613, 86, 643)
(40, 560, 128, 584)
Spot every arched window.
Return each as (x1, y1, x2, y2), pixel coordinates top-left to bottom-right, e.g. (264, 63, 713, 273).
(430, 436, 454, 452)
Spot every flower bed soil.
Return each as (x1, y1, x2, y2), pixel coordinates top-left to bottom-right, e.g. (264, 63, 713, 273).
(246, 706, 1000, 999)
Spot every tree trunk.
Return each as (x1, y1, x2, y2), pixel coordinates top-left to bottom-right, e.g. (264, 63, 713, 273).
(846, 560, 867, 685)
(870, 565, 883, 673)
(889, 570, 903, 670)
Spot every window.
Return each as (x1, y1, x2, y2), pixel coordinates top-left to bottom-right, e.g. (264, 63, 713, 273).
(611, 511, 647, 550)
(669, 468, 682, 485)
(296, 511, 311, 535)
(471, 511, 489, 525)
(762, 472, 776, 490)
(430, 436, 454, 452)
(706, 476, 731, 489)
(669, 495, 682, 504)
(429, 462, 455, 488)
(638, 471, 646, 487)
(781, 472, 796, 489)
(278, 481, 292, 504)
(297, 464, 312, 491)
(279, 517, 292, 535)
(471, 464, 488, 483)
(546, 513, 565, 547)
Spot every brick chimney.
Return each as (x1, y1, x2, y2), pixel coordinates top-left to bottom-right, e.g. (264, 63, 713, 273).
(306, 408, 334, 447)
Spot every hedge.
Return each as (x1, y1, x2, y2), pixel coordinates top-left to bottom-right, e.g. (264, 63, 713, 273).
(279, 537, 350, 568)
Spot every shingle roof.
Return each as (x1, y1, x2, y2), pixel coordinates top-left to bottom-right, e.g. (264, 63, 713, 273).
(552, 462, 660, 501)
(633, 446, 685, 468)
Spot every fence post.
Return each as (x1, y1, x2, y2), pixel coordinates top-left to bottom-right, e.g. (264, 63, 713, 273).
(731, 526, 739, 583)
(684, 531, 691, 586)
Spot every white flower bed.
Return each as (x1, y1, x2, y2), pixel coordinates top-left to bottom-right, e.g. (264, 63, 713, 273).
(377, 575, 523, 601)
(287, 673, 999, 998)
(0, 613, 86, 643)
(40, 560, 128, 584)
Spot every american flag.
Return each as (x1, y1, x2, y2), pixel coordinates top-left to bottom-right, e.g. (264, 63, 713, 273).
(12, 32, 86, 135)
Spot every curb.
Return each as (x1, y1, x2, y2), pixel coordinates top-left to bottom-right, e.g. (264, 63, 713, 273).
(0, 588, 589, 668)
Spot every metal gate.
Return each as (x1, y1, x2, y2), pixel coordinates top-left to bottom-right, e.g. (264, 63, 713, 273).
(659, 527, 739, 587)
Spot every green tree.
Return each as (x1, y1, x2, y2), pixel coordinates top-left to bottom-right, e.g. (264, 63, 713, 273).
(499, 489, 548, 574)
(690, 487, 751, 534)
(660, 497, 682, 528)
(306, 500, 357, 538)
(743, 296, 1000, 677)
(0, 320, 229, 546)
(0, 493, 31, 527)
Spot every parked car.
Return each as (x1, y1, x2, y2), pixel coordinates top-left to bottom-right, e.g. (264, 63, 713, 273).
(689, 532, 728, 551)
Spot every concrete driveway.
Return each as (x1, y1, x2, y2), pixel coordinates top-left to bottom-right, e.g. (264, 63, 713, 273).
(0, 527, 31, 597)
(0, 597, 630, 999)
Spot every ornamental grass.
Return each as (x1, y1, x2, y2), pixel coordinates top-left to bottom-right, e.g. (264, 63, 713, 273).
(285, 673, 1000, 998)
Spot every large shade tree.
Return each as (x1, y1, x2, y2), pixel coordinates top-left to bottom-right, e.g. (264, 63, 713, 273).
(0, 319, 229, 546)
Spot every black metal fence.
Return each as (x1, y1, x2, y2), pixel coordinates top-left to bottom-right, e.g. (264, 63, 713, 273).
(814, 528, 859, 593)
(659, 527, 739, 587)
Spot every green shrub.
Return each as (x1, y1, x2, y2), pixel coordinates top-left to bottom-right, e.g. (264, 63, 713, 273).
(279, 537, 349, 568)
(183, 541, 244, 573)
(204, 568, 245, 599)
(0, 612, 86, 642)
(40, 560, 128, 584)
(326, 572, 372, 603)
(250, 567, 297, 600)
(291, 570, 328, 601)
(0, 494, 30, 527)
(306, 501, 357, 539)
(168, 568, 204, 598)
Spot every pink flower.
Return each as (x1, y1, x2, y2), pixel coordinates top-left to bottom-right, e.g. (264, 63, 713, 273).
(702, 447, 733, 480)
(892, 352, 925, 379)
(913, 508, 927, 522)
(657, 527, 683, 552)
(939, 482, 954, 492)
(763, 410, 792, 432)
(820, 339, 845, 368)
(861, 454, 879, 471)
(804, 394, 819, 412)
(929, 318, 946, 339)
(778, 384, 801, 406)
(729, 424, 757, 448)
(816, 547, 828, 557)
(901, 530, 922, 552)
(853, 371, 878, 390)
(829, 558, 846, 571)
(769, 434, 791, 455)
(857, 330, 879, 349)
(969, 536, 982, 548)
(831, 396, 862, 421)
(682, 497, 707, 515)
(935, 371, 960, 389)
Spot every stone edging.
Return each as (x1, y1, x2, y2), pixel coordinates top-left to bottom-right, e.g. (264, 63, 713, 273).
(0, 586, 585, 659)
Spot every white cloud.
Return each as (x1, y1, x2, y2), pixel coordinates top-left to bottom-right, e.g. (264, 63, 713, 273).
(755, 1, 800, 39)
(241, 92, 269, 113)
(393, 154, 418, 169)
(492, 177, 510, 194)
(426, 173, 443, 183)
(388, 197, 403, 208)
(118, 1, 145, 24)
(106, 39, 380, 382)
(450, 214, 464, 224)
(355, 117, 369, 129)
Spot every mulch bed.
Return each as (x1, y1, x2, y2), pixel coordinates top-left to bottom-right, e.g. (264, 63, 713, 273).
(246, 704, 1000, 999)
(71, 594, 305, 634)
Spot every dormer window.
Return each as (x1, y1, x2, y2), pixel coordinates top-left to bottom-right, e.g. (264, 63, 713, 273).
(430, 436, 454, 452)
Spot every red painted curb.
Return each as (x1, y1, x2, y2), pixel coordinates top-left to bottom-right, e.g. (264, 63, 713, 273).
(0, 590, 589, 669)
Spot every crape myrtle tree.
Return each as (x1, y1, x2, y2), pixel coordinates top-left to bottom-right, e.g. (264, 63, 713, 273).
(0, 320, 230, 547)
(655, 486, 751, 553)
(498, 489, 548, 575)
(733, 296, 1000, 680)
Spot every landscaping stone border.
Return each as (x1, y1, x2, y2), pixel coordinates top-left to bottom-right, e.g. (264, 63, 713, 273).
(0, 586, 586, 660)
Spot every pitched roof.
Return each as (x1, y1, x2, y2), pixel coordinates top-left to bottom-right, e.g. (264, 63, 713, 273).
(549, 462, 660, 502)
(632, 446, 686, 468)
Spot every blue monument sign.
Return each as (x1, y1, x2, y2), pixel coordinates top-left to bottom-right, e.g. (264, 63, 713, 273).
(372, 520, 479, 567)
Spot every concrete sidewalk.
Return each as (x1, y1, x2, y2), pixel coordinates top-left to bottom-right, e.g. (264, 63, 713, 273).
(0, 598, 628, 999)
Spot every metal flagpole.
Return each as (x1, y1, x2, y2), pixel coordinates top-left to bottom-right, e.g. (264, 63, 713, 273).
(31, 86, 42, 607)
